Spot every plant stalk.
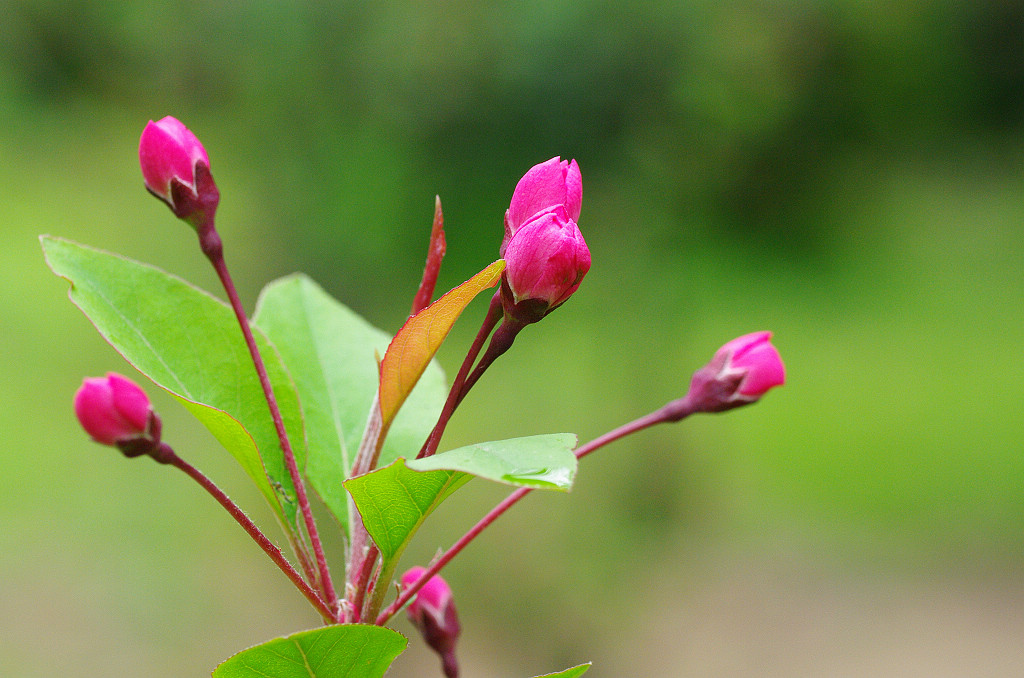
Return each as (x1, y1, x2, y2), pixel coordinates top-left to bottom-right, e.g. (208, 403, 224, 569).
(197, 221, 338, 612)
(416, 292, 504, 460)
(355, 293, 504, 620)
(377, 400, 695, 625)
(152, 443, 336, 623)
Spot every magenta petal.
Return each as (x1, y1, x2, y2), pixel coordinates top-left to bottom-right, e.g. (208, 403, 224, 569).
(740, 345, 785, 395)
(138, 116, 210, 204)
(402, 565, 453, 615)
(74, 378, 121, 445)
(139, 122, 182, 200)
(153, 115, 209, 169)
(682, 332, 785, 414)
(506, 157, 571, 233)
(401, 566, 428, 589)
(564, 159, 582, 222)
(719, 331, 772, 361)
(416, 575, 453, 614)
(107, 372, 153, 432)
(725, 333, 786, 397)
(401, 566, 460, 657)
(504, 208, 591, 308)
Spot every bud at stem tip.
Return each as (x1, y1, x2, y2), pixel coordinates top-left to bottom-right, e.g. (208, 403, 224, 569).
(500, 157, 590, 321)
(139, 116, 219, 227)
(681, 332, 785, 415)
(74, 373, 152, 446)
(401, 567, 461, 676)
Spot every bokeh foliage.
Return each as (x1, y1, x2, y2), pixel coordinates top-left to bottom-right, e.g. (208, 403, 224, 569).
(3, 1, 1024, 676)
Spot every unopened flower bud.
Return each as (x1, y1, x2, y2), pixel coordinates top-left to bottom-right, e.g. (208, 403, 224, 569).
(139, 116, 219, 227)
(74, 373, 153, 447)
(502, 156, 582, 256)
(680, 332, 785, 415)
(402, 567, 461, 678)
(501, 205, 591, 323)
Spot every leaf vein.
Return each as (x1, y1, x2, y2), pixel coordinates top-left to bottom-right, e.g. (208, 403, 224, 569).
(88, 279, 192, 397)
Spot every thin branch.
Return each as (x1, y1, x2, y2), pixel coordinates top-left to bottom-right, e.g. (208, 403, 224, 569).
(377, 402, 692, 625)
(156, 443, 336, 623)
(416, 293, 504, 460)
(198, 222, 338, 611)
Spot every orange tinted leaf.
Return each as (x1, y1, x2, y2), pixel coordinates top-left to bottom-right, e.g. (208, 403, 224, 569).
(379, 259, 505, 430)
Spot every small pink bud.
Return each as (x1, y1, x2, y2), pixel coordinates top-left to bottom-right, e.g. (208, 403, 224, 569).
(74, 373, 152, 446)
(501, 206, 591, 322)
(681, 332, 785, 414)
(722, 331, 786, 398)
(139, 116, 219, 226)
(502, 156, 582, 256)
(402, 567, 461, 678)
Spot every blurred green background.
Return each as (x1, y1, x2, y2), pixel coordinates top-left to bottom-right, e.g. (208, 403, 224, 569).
(3, 1, 1024, 676)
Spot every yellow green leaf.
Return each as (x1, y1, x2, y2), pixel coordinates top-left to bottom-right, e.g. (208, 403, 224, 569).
(378, 259, 504, 430)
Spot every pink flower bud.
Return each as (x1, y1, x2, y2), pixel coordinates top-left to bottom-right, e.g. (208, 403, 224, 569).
(74, 373, 152, 446)
(139, 116, 218, 225)
(502, 206, 591, 320)
(722, 331, 786, 398)
(402, 567, 460, 678)
(681, 332, 785, 414)
(502, 156, 582, 256)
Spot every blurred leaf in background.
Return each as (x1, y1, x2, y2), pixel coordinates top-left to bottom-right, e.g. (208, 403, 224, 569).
(3, 0, 1024, 676)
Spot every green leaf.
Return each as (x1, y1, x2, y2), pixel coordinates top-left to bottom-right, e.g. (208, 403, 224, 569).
(533, 664, 592, 678)
(379, 259, 504, 431)
(41, 236, 305, 530)
(345, 459, 469, 562)
(346, 434, 576, 586)
(212, 624, 406, 678)
(407, 433, 579, 491)
(252, 274, 447, 527)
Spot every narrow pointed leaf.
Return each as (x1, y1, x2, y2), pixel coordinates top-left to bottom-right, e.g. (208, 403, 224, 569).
(212, 624, 406, 678)
(379, 259, 505, 431)
(42, 236, 305, 529)
(252, 274, 446, 527)
(407, 433, 579, 491)
(345, 459, 469, 562)
(411, 195, 446, 315)
(534, 664, 591, 677)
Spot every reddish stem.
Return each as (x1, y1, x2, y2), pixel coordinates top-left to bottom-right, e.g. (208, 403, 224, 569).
(377, 485, 528, 626)
(416, 293, 504, 460)
(355, 293, 504, 621)
(348, 541, 379, 622)
(453, 318, 524, 408)
(377, 400, 696, 625)
(349, 198, 451, 616)
(153, 443, 336, 623)
(198, 222, 338, 612)
(441, 650, 459, 678)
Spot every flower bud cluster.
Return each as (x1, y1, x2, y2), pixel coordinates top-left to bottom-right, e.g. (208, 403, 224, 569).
(63, 117, 789, 677)
(501, 157, 591, 322)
